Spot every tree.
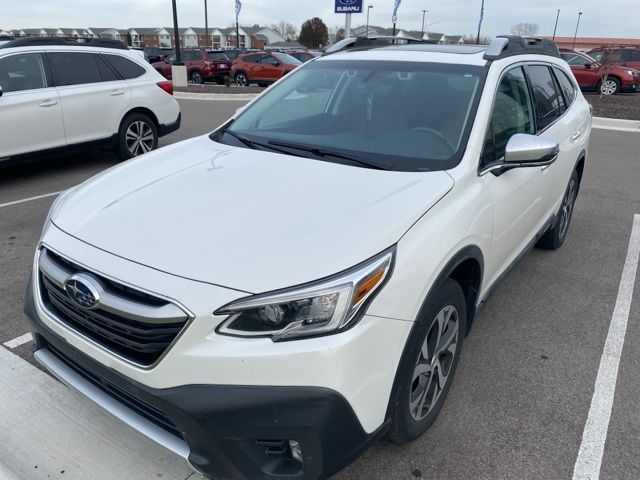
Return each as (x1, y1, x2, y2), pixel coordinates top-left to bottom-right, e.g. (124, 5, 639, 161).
(270, 21, 298, 41)
(298, 17, 329, 49)
(328, 25, 345, 44)
(510, 23, 539, 37)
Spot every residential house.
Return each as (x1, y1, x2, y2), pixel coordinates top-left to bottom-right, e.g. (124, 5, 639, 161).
(128, 27, 172, 47)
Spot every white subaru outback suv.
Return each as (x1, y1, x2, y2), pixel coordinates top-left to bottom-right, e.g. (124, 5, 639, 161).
(25, 36, 591, 480)
(0, 37, 180, 163)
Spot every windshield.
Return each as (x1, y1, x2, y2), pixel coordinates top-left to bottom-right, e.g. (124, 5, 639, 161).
(208, 52, 229, 61)
(220, 59, 484, 171)
(273, 52, 302, 65)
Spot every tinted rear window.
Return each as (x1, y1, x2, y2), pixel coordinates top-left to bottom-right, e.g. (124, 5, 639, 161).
(207, 52, 229, 61)
(103, 54, 146, 79)
(527, 65, 563, 131)
(49, 52, 101, 86)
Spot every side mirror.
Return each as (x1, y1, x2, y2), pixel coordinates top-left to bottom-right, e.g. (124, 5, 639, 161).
(584, 62, 592, 69)
(504, 134, 559, 166)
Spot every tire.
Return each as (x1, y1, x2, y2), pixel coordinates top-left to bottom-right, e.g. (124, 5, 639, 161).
(235, 72, 248, 87)
(190, 70, 204, 84)
(387, 279, 466, 444)
(598, 77, 620, 95)
(536, 169, 580, 250)
(116, 113, 158, 161)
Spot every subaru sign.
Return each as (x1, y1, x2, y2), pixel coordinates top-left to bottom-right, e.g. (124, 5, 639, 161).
(335, 0, 363, 14)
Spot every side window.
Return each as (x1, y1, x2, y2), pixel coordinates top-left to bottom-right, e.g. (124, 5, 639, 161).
(95, 55, 120, 81)
(481, 67, 535, 167)
(103, 54, 146, 79)
(553, 67, 576, 107)
(259, 55, 275, 64)
(49, 52, 101, 86)
(527, 65, 563, 131)
(165, 53, 176, 64)
(589, 51, 603, 62)
(0, 53, 48, 93)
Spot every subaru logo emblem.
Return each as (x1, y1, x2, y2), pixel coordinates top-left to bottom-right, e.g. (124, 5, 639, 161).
(64, 274, 101, 310)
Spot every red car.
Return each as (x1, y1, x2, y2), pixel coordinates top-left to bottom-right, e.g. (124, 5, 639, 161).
(560, 50, 639, 95)
(231, 52, 301, 87)
(152, 49, 232, 84)
(587, 46, 640, 71)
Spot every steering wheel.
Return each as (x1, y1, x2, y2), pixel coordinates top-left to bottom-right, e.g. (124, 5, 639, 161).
(409, 126, 456, 154)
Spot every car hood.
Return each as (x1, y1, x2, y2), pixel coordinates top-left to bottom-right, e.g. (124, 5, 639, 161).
(53, 136, 454, 293)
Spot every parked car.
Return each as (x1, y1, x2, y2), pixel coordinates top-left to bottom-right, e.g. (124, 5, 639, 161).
(560, 49, 639, 94)
(144, 46, 173, 63)
(152, 48, 231, 84)
(0, 35, 14, 47)
(587, 46, 640, 71)
(286, 50, 320, 63)
(128, 46, 149, 62)
(0, 37, 180, 163)
(232, 51, 302, 86)
(222, 48, 244, 61)
(26, 36, 591, 480)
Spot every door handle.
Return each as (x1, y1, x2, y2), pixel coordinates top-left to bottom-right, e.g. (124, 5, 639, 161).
(109, 90, 125, 96)
(571, 131, 581, 141)
(39, 99, 58, 107)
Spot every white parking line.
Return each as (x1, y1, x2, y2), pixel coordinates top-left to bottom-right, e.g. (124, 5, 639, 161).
(0, 191, 62, 209)
(3, 333, 33, 349)
(572, 214, 640, 480)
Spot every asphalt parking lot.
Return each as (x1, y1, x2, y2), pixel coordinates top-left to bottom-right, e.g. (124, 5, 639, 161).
(1, 98, 639, 480)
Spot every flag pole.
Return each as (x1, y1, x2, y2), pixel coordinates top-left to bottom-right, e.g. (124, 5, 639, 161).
(476, 0, 485, 45)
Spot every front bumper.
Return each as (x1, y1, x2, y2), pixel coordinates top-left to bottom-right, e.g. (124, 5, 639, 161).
(25, 280, 386, 480)
(621, 81, 638, 92)
(206, 70, 231, 81)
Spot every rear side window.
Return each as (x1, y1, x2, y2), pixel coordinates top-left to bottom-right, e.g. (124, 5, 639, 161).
(0, 53, 48, 93)
(553, 67, 576, 107)
(620, 50, 640, 61)
(103, 54, 146, 79)
(49, 52, 101, 86)
(96, 55, 120, 81)
(527, 65, 563, 131)
(241, 54, 261, 63)
(481, 66, 534, 167)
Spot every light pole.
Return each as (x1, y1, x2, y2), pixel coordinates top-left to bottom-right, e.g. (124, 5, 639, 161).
(171, 0, 181, 64)
(572, 11, 582, 50)
(421, 9, 428, 39)
(476, 0, 485, 45)
(366, 5, 373, 37)
(204, 0, 209, 47)
(552, 9, 560, 40)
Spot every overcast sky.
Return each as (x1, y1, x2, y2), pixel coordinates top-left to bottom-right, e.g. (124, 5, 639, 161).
(3, 0, 639, 38)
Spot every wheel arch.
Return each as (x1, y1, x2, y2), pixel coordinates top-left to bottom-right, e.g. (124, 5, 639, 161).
(119, 107, 160, 132)
(575, 149, 587, 191)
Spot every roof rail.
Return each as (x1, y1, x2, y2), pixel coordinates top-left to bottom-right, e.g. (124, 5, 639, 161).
(0, 36, 129, 50)
(323, 35, 438, 56)
(484, 35, 560, 60)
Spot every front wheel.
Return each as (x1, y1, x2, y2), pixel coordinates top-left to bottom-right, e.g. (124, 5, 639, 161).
(536, 169, 579, 250)
(598, 77, 620, 95)
(116, 113, 158, 160)
(387, 279, 466, 444)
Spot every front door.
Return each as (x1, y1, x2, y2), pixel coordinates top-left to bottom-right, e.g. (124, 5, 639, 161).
(480, 66, 552, 286)
(0, 52, 65, 159)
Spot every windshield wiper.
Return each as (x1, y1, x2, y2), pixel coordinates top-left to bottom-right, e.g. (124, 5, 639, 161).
(267, 140, 392, 170)
(223, 130, 294, 156)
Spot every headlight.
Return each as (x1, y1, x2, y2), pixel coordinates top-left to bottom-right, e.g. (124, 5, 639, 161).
(215, 248, 394, 341)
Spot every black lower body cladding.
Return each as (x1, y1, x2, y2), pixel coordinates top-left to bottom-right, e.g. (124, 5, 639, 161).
(24, 279, 383, 480)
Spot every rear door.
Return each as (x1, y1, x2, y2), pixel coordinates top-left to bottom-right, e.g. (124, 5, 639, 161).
(0, 51, 65, 158)
(619, 49, 640, 70)
(48, 50, 132, 145)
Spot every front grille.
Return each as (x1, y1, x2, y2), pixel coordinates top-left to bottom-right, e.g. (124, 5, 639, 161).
(38, 248, 190, 367)
(46, 343, 182, 439)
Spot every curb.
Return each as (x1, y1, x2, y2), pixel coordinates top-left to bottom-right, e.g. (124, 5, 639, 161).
(174, 91, 258, 101)
(592, 117, 640, 133)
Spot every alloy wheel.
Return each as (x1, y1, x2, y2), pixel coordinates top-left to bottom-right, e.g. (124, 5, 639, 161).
(235, 73, 247, 87)
(558, 176, 577, 239)
(125, 121, 154, 157)
(600, 79, 618, 95)
(191, 72, 203, 84)
(409, 305, 459, 421)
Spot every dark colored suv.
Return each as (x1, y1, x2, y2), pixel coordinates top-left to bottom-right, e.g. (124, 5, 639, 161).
(152, 48, 232, 84)
(587, 46, 640, 71)
(144, 46, 173, 63)
(231, 52, 301, 87)
(560, 50, 639, 95)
